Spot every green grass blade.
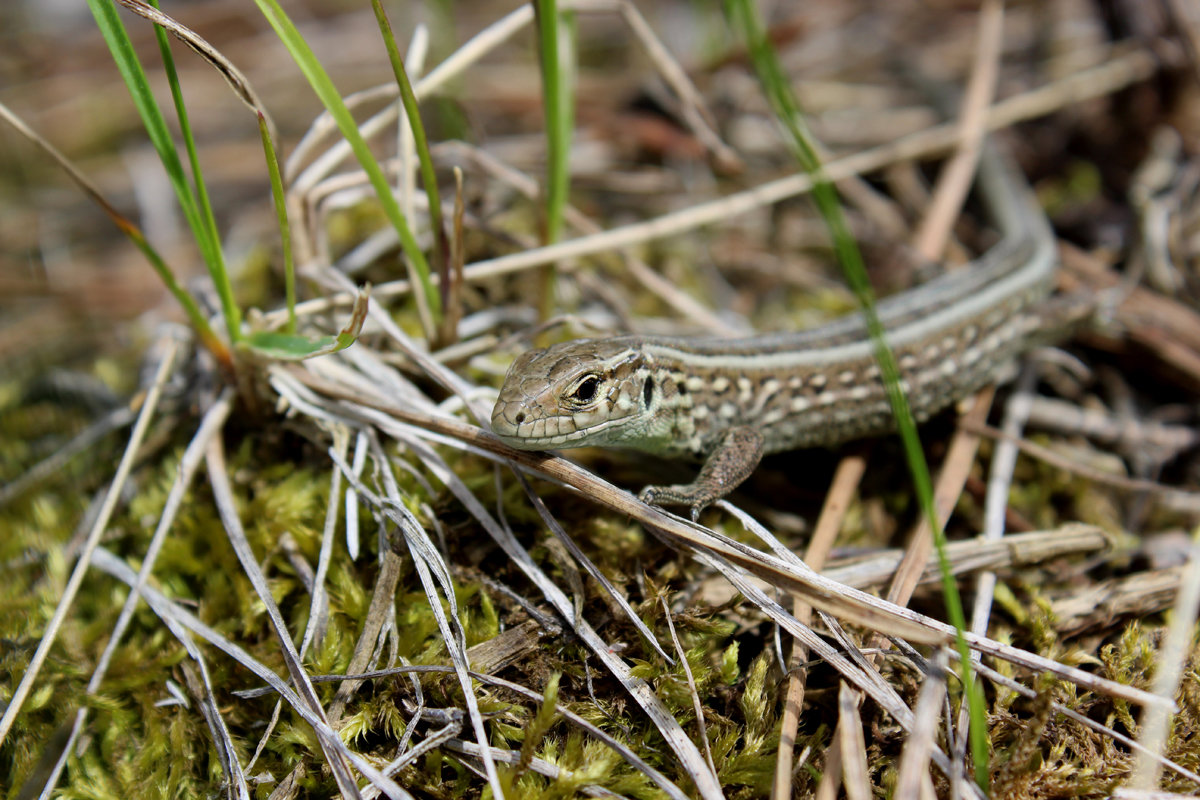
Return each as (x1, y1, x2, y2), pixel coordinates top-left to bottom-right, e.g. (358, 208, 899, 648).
(534, 0, 572, 244)
(86, 0, 241, 343)
(533, 0, 574, 320)
(369, 0, 451, 342)
(250, 0, 441, 336)
(258, 112, 297, 334)
(725, 0, 991, 786)
(143, 0, 240, 342)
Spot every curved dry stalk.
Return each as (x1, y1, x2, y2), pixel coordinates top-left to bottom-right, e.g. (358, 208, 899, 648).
(113, 0, 275, 136)
(661, 595, 718, 777)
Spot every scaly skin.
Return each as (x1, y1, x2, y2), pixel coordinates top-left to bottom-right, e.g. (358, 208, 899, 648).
(491, 148, 1075, 517)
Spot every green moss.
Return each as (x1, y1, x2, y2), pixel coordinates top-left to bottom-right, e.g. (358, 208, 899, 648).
(5, 5, 1197, 796)
(7, 342, 1198, 800)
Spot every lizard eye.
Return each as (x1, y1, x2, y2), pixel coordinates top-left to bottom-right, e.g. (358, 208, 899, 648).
(571, 375, 599, 403)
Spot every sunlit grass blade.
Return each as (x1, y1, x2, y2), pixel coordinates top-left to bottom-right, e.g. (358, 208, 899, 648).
(258, 112, 297, 335)
(139, 0, 239, 341)
(724, 0, 991, 787)
(108, 0, 358, 355)
(88, 0, 241, 344)
(250, 0, 441, 338)
(369, 0, 452, 344)
(534, 0, 573, 245)
(533, 0, 575, 320)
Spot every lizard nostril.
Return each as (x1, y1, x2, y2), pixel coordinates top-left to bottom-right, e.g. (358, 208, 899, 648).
(514, 412, 525, 424)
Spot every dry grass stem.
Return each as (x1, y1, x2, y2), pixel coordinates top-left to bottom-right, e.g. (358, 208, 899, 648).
(772, 450, 867, 799)
(886, 386, 996, 608)
(910, 0, 1003, 263)
(836, 681, 872, 800)
(821, 524, 1111, 591)
(963, 421, 1200, 512)
(272, 48, 1160, 324)
(8, 4, 1200, 795)
(894, 651, 950, 800)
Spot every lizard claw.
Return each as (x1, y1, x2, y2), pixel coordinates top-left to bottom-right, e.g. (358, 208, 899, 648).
(639, 483, 714, 521)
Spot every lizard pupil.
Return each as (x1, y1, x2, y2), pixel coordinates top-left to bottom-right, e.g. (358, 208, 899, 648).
(573, 376, 599, 402)
(643, 376, 654, 407)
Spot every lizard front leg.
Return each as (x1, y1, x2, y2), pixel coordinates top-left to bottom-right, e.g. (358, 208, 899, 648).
(638, 426, 765, 520)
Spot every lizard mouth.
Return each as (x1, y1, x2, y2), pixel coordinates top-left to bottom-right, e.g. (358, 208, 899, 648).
(490, 401, 635, 450)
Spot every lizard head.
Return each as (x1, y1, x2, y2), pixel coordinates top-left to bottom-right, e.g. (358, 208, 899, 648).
(491, 338, 652, 450)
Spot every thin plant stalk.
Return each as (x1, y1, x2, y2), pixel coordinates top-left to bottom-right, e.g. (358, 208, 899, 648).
(251, 0, 442, 337)
(533, 0, 574, 320)
(369, 0, 453, 344)
(103, 0, 367, 358)
(144, 0, 240, 341)
(725, 0, 990, 787)
(87, 0, 241, 343)
(258, 112, 297, 334)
